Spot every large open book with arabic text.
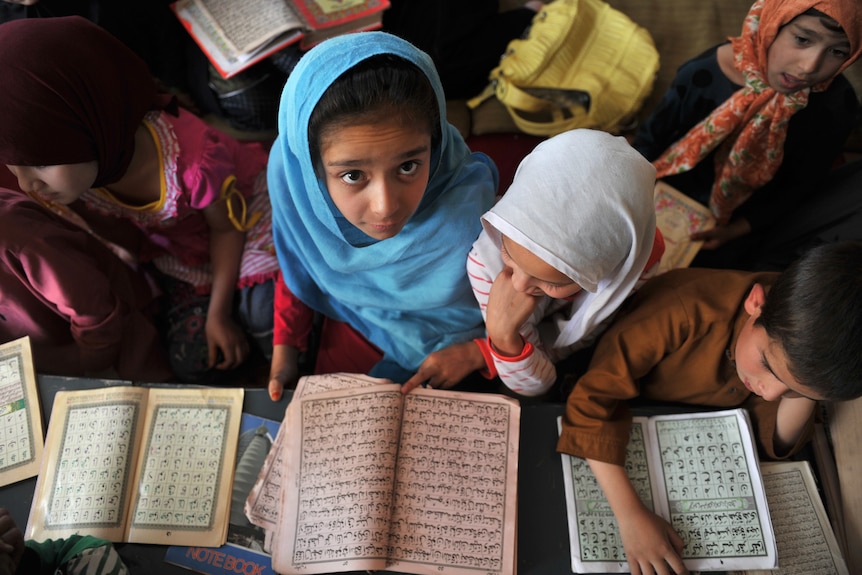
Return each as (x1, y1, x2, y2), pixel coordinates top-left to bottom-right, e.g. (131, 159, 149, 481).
(245, 373, 520, 575)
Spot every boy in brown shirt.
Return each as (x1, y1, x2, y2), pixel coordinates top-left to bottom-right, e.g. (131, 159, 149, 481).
(558, 241, 862, 574)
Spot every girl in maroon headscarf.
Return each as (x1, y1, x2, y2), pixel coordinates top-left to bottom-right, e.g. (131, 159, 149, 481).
(0, 16, 280, 384)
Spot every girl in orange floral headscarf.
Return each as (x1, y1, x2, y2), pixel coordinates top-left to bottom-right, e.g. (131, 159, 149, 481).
(634, 0, 862, 268)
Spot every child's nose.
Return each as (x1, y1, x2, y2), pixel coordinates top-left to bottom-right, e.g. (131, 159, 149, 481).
(798, 50, 825, 75)
(369, 181, 398, 216)
(509, 268, 533, 293)
(758, 380, 786, 402)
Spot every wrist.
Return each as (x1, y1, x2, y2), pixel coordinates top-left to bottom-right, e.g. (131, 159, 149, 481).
(473, 338, 498, 379)
(488, 333, 526, 357)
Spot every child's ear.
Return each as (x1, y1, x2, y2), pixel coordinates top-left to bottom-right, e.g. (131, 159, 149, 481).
(743, 283, 767, 316)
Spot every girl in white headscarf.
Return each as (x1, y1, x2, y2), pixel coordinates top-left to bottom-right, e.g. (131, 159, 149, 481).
(466, 129, 664, 397)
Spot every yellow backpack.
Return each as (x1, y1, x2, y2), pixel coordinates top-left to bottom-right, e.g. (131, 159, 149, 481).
(468, 0, 660, 136)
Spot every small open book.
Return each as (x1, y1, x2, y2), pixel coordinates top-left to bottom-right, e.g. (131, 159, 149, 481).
(172, 0, 390, 78)
(559, 408, 777, 573)
(26, 385, 243, 547)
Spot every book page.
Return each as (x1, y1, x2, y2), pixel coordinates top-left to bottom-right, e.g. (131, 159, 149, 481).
(386, 389, 520, 575)
(0, 336, 43, 487)
(654, 181, 716, 274)
(648, 409, 777, 571)
(196, 0, 303, 54)
(171, 0, 304, 78)
(165, 412, 279, 575)
(559, 417, 656, 573)
(273, 383, 404, 574)
(244, 373, 387, 531)
(729, 461, 848, 575)
(26, 385, 149, 542)
(126, 386, 243, 547)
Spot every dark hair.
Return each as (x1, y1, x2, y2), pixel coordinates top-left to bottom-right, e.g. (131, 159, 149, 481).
(756, 241, 862, 400)
(308, 54, 441, 174)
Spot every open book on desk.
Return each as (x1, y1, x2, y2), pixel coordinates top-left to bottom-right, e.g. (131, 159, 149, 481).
(172, 0, 390, 78)
(245, 372, 521, 575)
(730, 460, 849, 575)
(0, 336, 43, 488)
(559, 408, 777, 573)
(26, 385, 243, 547)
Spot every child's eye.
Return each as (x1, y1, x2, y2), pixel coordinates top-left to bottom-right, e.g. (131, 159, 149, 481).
(399, 161, 419, 176)
(829, 47, 849, 59)
(339, 170, 365, 185)
(792, 34, 814, 48)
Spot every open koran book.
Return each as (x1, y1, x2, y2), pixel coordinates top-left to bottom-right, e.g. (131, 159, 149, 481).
(246, 373, 521, 575)
(730, 460, 849, 575)
(171, 0, 390, 78)
(0, 336, 43, 488)
(559, 408, 777, 573)
(654, 181, 716, 274)
(26, 385, 244, 547)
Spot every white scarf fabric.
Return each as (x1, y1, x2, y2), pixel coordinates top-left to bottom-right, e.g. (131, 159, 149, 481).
(477, 129, 657, 349)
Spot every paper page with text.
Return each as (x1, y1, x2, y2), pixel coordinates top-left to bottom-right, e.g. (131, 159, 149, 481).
(244, 373, 388, 531)
(386, 390, 519, 575)
(0, 336, 43, 488)
(196, 0, 303, 54)
(172, 0, 304, 78)
(273, 383, 520, 575)
(730, 461, 848, 575)
(647, 409, 776, 571)
(560, 409, 777, 573)
(559, 416, 657, 573)
(26, 385, 149, 542)
(275, 384, 404, 574)
(125, 387, 243, 546)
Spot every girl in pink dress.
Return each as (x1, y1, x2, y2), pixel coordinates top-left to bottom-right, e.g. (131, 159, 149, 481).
(0, 16, 280, 383)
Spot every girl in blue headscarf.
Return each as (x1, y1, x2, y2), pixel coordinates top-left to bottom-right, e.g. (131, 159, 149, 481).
(267, 32, 498, 400)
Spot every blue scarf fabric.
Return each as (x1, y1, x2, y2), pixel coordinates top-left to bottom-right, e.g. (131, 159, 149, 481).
(268, 32, 497, 378)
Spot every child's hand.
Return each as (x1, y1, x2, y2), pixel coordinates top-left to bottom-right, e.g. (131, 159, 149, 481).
(268, 345, 300, 401)
(618, 505, 687, 575)
(0, 508, 24, 575)
(690, 218, 751, 250)
(402, 341, 486, 393)
(205, 315, 250, 370)
(485, 267, 541, 356)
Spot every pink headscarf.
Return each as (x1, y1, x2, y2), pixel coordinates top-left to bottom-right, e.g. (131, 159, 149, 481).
(652, 0, 862, 224)
(0, 16, 160, 187)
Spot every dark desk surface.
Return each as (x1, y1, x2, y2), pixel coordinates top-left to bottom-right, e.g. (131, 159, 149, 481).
(3, 376, 573, 574)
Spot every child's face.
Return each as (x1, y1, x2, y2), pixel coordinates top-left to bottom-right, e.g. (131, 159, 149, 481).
(500, 235, 582, 299)
(5, 162, 97, 204)
(766, 14, 851, 93)
(319, 118, 431, 241)
(734, 284, 824, 402)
